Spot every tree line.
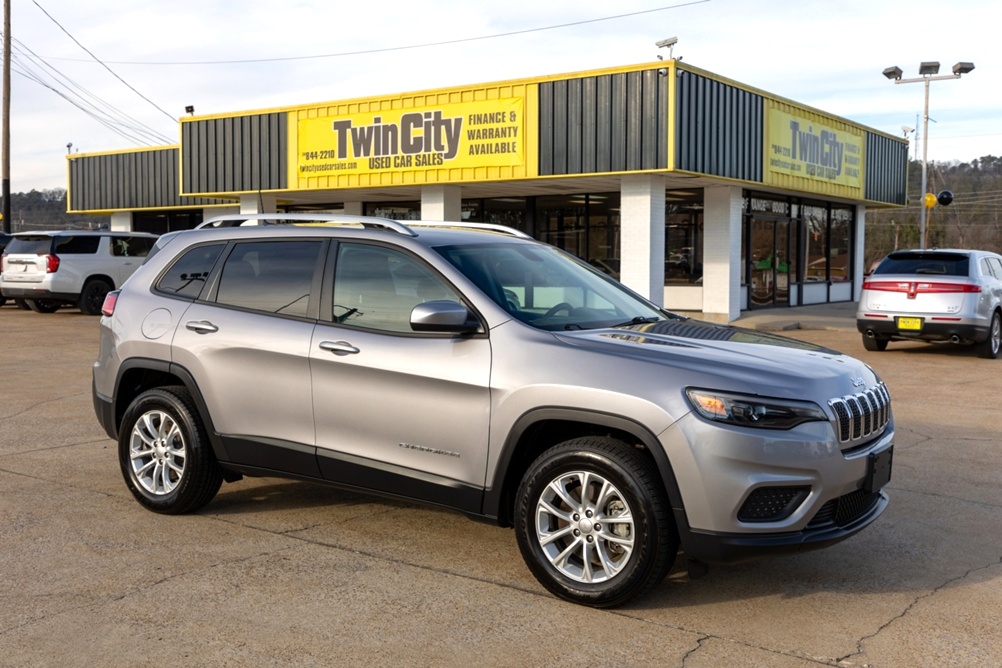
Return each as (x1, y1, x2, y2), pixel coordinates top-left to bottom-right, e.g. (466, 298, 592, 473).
(2, 188, 105, 232)
(864, 155, 1002, 267)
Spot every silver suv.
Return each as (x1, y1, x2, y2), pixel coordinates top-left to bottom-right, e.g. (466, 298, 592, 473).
(92, 214, 894, 607)
(1, 230, 157, 314)
(857, 249, 1002, 358)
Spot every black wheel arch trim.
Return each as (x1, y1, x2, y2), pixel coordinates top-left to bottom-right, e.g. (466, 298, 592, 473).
(110, 358, 229, 462)
(483, 407, 693, 539)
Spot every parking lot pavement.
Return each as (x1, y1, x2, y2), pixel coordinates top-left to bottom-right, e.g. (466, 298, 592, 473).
(1, 306, 1000, 667)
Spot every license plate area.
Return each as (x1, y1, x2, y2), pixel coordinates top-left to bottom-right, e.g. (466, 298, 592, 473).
(897, 316, 923, 331)
(865, 446, 893, 494)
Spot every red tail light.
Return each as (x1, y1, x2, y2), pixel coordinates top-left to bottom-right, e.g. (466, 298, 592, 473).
(101, 290, 120, 317)
(863, 280, 981, 294)
(45, 254, 60, 273)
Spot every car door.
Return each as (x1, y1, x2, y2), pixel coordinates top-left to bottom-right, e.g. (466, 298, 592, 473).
(310, 242, 492, 511)
(169, 238, 326, 476)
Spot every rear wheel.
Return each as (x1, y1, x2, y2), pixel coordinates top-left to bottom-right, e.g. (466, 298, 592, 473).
(515, 436, 678, 607)
(119, 386, 222, 514)
(78, 279, 112, 315)
(25, 299, 61, 313)
(975, 311, 1001, 359)
(861, 333, 888, 351)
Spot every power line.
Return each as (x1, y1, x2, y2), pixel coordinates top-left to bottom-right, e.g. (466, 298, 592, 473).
(10, 37, 173, 144)
(30, 0, 176, 122)
(41, 1, 711, 66)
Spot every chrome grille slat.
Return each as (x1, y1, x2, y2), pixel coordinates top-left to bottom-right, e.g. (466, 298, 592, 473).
(829, 383, 891, 445)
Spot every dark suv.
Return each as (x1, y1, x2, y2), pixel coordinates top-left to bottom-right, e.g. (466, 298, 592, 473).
(93, 214, 893, 607)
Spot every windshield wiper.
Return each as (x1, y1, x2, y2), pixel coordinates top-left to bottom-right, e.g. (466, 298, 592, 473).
(611, 316, 662, 328)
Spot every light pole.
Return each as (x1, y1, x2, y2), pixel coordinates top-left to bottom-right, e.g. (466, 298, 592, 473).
(883, 61, 974, 249)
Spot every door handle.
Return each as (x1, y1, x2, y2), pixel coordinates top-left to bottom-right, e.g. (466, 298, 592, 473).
(319, 340, 360, 356)
(185, 320, 219, 334)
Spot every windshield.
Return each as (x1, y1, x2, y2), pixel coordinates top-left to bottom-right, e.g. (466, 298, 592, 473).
(6, 235, 54, 254)
(435, 242, 666, 331)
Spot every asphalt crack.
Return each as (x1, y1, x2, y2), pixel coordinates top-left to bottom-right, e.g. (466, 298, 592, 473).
(835, 555, 1002, 666)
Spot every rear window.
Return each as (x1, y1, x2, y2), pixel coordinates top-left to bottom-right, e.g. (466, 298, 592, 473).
(874, 252, 970, 277)
(6, 235, 54, 255)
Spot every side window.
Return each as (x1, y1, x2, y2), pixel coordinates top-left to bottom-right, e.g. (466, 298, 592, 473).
(156, 243, 225, 299)
(215, 241, 322, 317)
(988, 257, 1002, 280)
(54, 236, 100, 254)
(332, 243, 461, 333)
(112, 236, 155, 257)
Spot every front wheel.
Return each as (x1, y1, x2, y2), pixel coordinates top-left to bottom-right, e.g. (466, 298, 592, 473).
(975, 311, 1001, 359)
(119, 386, 222, 514)
(515, 436, 678, 607)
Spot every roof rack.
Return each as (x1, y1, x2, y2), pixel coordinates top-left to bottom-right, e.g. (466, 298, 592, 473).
(405, 221, 532, 239)
(195, 214, 531, 239)
(196, 213, 417, 237)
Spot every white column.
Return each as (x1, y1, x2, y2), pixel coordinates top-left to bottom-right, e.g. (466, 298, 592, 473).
(853, 204, 867, 301)
(239, 193, 278, 214)
(620, 175, 666, 306)
(109, 211, 133, 232)
(342, 201, 364, 216)
(421, 185, 462, 221)
(701, 186, 743, 322)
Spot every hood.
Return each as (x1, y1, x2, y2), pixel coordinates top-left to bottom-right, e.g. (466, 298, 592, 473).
(554, 318, 879, 399)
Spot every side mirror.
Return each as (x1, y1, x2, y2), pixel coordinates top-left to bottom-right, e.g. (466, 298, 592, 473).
(410, 300, 479, 334)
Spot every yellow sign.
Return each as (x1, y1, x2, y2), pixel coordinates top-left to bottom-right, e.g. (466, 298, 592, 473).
(297, 98, 524, 179)
(767, 109, 863, 188)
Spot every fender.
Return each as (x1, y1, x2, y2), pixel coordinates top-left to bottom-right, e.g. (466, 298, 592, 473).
(112, 358, 230, 463)
(482, 406, 691, 535)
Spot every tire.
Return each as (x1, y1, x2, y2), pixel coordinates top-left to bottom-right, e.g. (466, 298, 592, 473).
(25, 299, 61, 313)
(975, 311, 1001, 359)
(861, 334, 888, 351)
(514, 436, 678, 607)
(77, 279, 113, 315)
(15, 298, 30, 310)
(0, 296, 6, 307)
(118, 386, 223, 514)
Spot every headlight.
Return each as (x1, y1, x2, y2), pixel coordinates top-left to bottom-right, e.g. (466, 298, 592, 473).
(685, 388, 828, 430)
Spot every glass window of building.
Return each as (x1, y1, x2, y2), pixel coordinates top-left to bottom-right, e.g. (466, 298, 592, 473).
(665, 191, 704, 285)
(803, 203, 827, 283)
(830, 206, 853, 282)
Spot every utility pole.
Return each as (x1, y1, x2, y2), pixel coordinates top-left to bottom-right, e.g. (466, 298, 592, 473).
(3, 0, 11, 233)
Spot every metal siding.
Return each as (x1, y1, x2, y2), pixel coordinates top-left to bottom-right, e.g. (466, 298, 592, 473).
(538, 82, 554, 175)
(582, 77, 597, 172)
(865, 133, 908, 205)
(179, 112, 286, 195)
(596, 75, 611, 172)
(610, 74, 627, 172)
(675, 70, 763, 182)
(553, 80, 568, 174)
(626, 71, 643, 171)
(66, 148, 230, 212)
(567, 78, 583, 174)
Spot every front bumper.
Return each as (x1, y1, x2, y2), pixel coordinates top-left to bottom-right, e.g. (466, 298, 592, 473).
(660, 412, 894, 564)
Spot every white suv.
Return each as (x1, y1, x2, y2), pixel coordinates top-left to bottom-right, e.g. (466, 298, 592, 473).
(0, 230, 157, 314)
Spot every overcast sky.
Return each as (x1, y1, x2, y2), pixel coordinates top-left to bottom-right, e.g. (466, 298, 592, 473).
(6, 0, 1000, 192)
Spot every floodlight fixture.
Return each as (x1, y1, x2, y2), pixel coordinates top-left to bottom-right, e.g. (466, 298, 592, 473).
(185, 105, 195, 115)
(918, 61, 940, 75)
(655, 36, 678, 48)
(952, 61, 975, 75)
(882, 65, 902, 80)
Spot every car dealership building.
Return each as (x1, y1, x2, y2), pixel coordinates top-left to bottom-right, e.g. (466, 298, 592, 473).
(66, 60, 908, 322)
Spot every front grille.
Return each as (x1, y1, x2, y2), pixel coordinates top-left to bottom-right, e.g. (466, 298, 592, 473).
(829, 383, 891, 444)
(737, 486, 810, 522)
(806, 489, 882, 529)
